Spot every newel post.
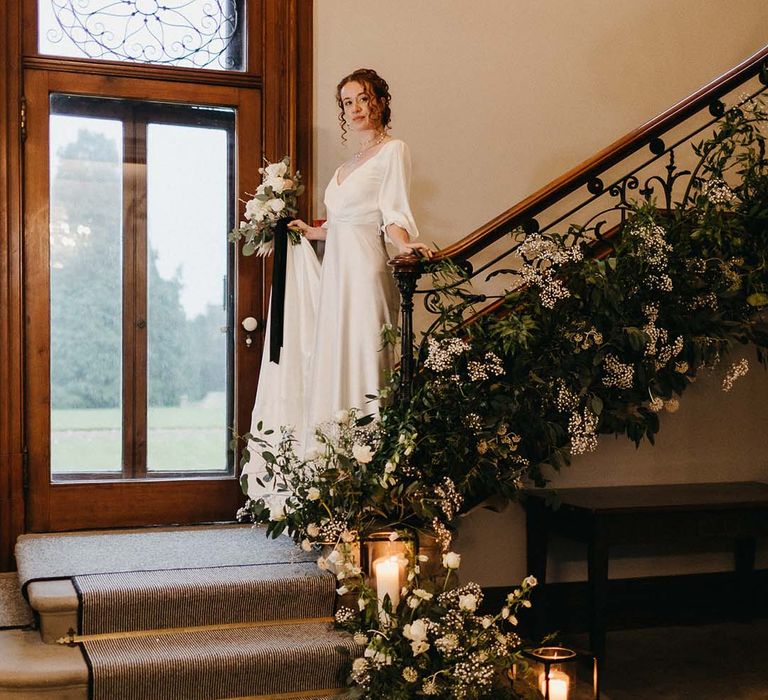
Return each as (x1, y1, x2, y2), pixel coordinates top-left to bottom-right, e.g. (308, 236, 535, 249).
(389, 255, 422, 405)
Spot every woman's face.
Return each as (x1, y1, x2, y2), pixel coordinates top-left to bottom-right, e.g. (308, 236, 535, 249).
(340, 80, 380, 132)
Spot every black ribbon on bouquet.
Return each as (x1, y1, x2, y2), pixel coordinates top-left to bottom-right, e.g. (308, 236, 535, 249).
(269, 218, 290, 364)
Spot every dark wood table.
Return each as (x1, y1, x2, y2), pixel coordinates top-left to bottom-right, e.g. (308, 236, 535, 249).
(524, 482, 768, 662)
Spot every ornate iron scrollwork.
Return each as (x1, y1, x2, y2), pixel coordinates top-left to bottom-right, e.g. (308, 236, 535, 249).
(47, 0, 241, 69)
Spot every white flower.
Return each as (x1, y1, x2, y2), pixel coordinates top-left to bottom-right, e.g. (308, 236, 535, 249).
(384, 461, 396, 473)
(316, 556, 328, 570)
(326, 549, 342, 565)
(501, 606, 510, 619)
(523, 575, 538, 588)
(402, 666, 418, 683)
(268, 198, 286, 213)
(354, 632, 368, 645)
(306, 523, 320, 537)
(301, 539, 312, 552)
(458, 593, 478, 612)
(307, 487, 321, 501)
(265, 161, 288, 178)
(267, 498, 285, 521)
(413, 588, 433, 600)
(417, 554, 429, 563)
(407, 596, 421, 609)
(352, 444, 374, 463)
(410, 640, 430, 656)
(481, 615, 494, 629)
(402, 618, 429, 642)
(351, 657, 367, 674)
(442, 551, 461, 569)
(335, 409, 349, 423)
(336, 585, 349, 596)
(245, 198, 267, 221)
(265, 176, 286, 193)
(357, 597, 367, 611)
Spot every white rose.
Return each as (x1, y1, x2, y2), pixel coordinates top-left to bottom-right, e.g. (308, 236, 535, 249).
(306, 523, 320, 537)
(458, 593, 478, 612)
(268, 198, 286, 213)
(266, 176, 286, 193)
(352, 444, 374, 464)
(326, 548, 342, 565)
(265, 161, 288, 178)
(307, 487, 321, 501)
(442, 552, 461, 570)
(268, 498, 285, 521)
(413, 589, 433, 600)
(335, 409, 349, 423)
(402, 619, 429, 642)
(245, 198, 267, 221)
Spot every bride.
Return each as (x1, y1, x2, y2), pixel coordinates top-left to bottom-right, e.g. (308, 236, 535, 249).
(245, 68, 432, 497)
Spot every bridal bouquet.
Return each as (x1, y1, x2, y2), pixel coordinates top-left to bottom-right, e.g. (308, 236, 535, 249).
(229, 156, 304, 256)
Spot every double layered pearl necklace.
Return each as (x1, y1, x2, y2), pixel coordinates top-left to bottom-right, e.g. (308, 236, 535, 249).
(354, 131, 387, 160)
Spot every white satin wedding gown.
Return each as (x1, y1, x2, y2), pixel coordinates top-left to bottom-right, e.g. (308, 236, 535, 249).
(244, 139, 419, 500)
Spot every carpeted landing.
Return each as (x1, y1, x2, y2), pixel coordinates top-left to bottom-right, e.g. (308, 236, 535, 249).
(6, 524, 358, 700)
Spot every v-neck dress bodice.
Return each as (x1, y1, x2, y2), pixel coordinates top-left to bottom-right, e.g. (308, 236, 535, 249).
(245, 139, 419, 499)
(305, 139, 419, 439)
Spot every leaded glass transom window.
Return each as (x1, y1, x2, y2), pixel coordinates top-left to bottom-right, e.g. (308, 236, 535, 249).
(38, 0, 245, 70)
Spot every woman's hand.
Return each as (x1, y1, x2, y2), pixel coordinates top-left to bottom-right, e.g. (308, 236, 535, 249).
(397, 241, 435, 259)
(288, 219, 326, 241)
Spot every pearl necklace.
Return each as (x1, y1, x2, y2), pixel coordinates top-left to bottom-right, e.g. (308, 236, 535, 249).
(354, 132, 386, 160)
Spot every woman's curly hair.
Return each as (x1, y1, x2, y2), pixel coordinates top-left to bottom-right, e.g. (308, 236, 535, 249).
(336, 68, 392, 144)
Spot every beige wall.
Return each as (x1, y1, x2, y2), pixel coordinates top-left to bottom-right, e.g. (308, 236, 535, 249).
(313, 0, 768, 585)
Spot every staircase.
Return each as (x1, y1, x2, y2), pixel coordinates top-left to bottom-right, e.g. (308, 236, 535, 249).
(0, 525, 356, 700)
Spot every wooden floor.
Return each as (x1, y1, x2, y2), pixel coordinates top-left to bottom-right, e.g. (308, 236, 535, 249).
(565, 619, 768, 699)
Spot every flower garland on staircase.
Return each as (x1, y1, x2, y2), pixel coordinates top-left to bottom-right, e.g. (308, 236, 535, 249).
(237, 93, 768, 699)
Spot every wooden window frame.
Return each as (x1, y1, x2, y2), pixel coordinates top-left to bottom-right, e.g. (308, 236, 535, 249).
(0, 0, 313, 565)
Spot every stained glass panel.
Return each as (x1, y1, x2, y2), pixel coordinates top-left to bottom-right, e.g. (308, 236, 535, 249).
(38, 0, 245, 71)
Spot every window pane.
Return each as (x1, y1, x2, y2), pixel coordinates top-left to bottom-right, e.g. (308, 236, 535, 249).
(50, 112, 124, 474)
(38, 0, 245, 71)
(146, 122, 231, 472)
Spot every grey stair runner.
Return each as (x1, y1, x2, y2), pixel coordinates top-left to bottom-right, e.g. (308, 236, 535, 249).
(82, 621, 358, 700)
(12, 525, 357, 699)
(73, 563, 335, 635)
(15, 524, 313, 596)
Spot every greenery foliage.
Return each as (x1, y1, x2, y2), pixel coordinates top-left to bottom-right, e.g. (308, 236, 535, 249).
(240, 94, 768, 547)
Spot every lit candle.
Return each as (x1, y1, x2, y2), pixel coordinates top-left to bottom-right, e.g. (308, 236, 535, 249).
(374, 555, 402, 609)
(539, 670, 569, 700)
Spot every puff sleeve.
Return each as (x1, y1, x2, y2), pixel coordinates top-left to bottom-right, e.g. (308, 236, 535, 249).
(378, 140, 420, 242)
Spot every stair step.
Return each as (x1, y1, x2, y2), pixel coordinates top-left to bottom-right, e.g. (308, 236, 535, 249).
(83, 621, 357, 700)
(0, 628, 89, 699)
(29, 562, 336, 644)
(0, 624, 357, 699)
(75, 562, 335, 635)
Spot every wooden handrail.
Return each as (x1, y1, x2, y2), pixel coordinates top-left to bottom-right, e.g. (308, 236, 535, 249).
(392, 43, 768, 270)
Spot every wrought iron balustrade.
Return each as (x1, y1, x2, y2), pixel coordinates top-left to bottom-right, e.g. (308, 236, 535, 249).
(389, 44, 768, 403)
